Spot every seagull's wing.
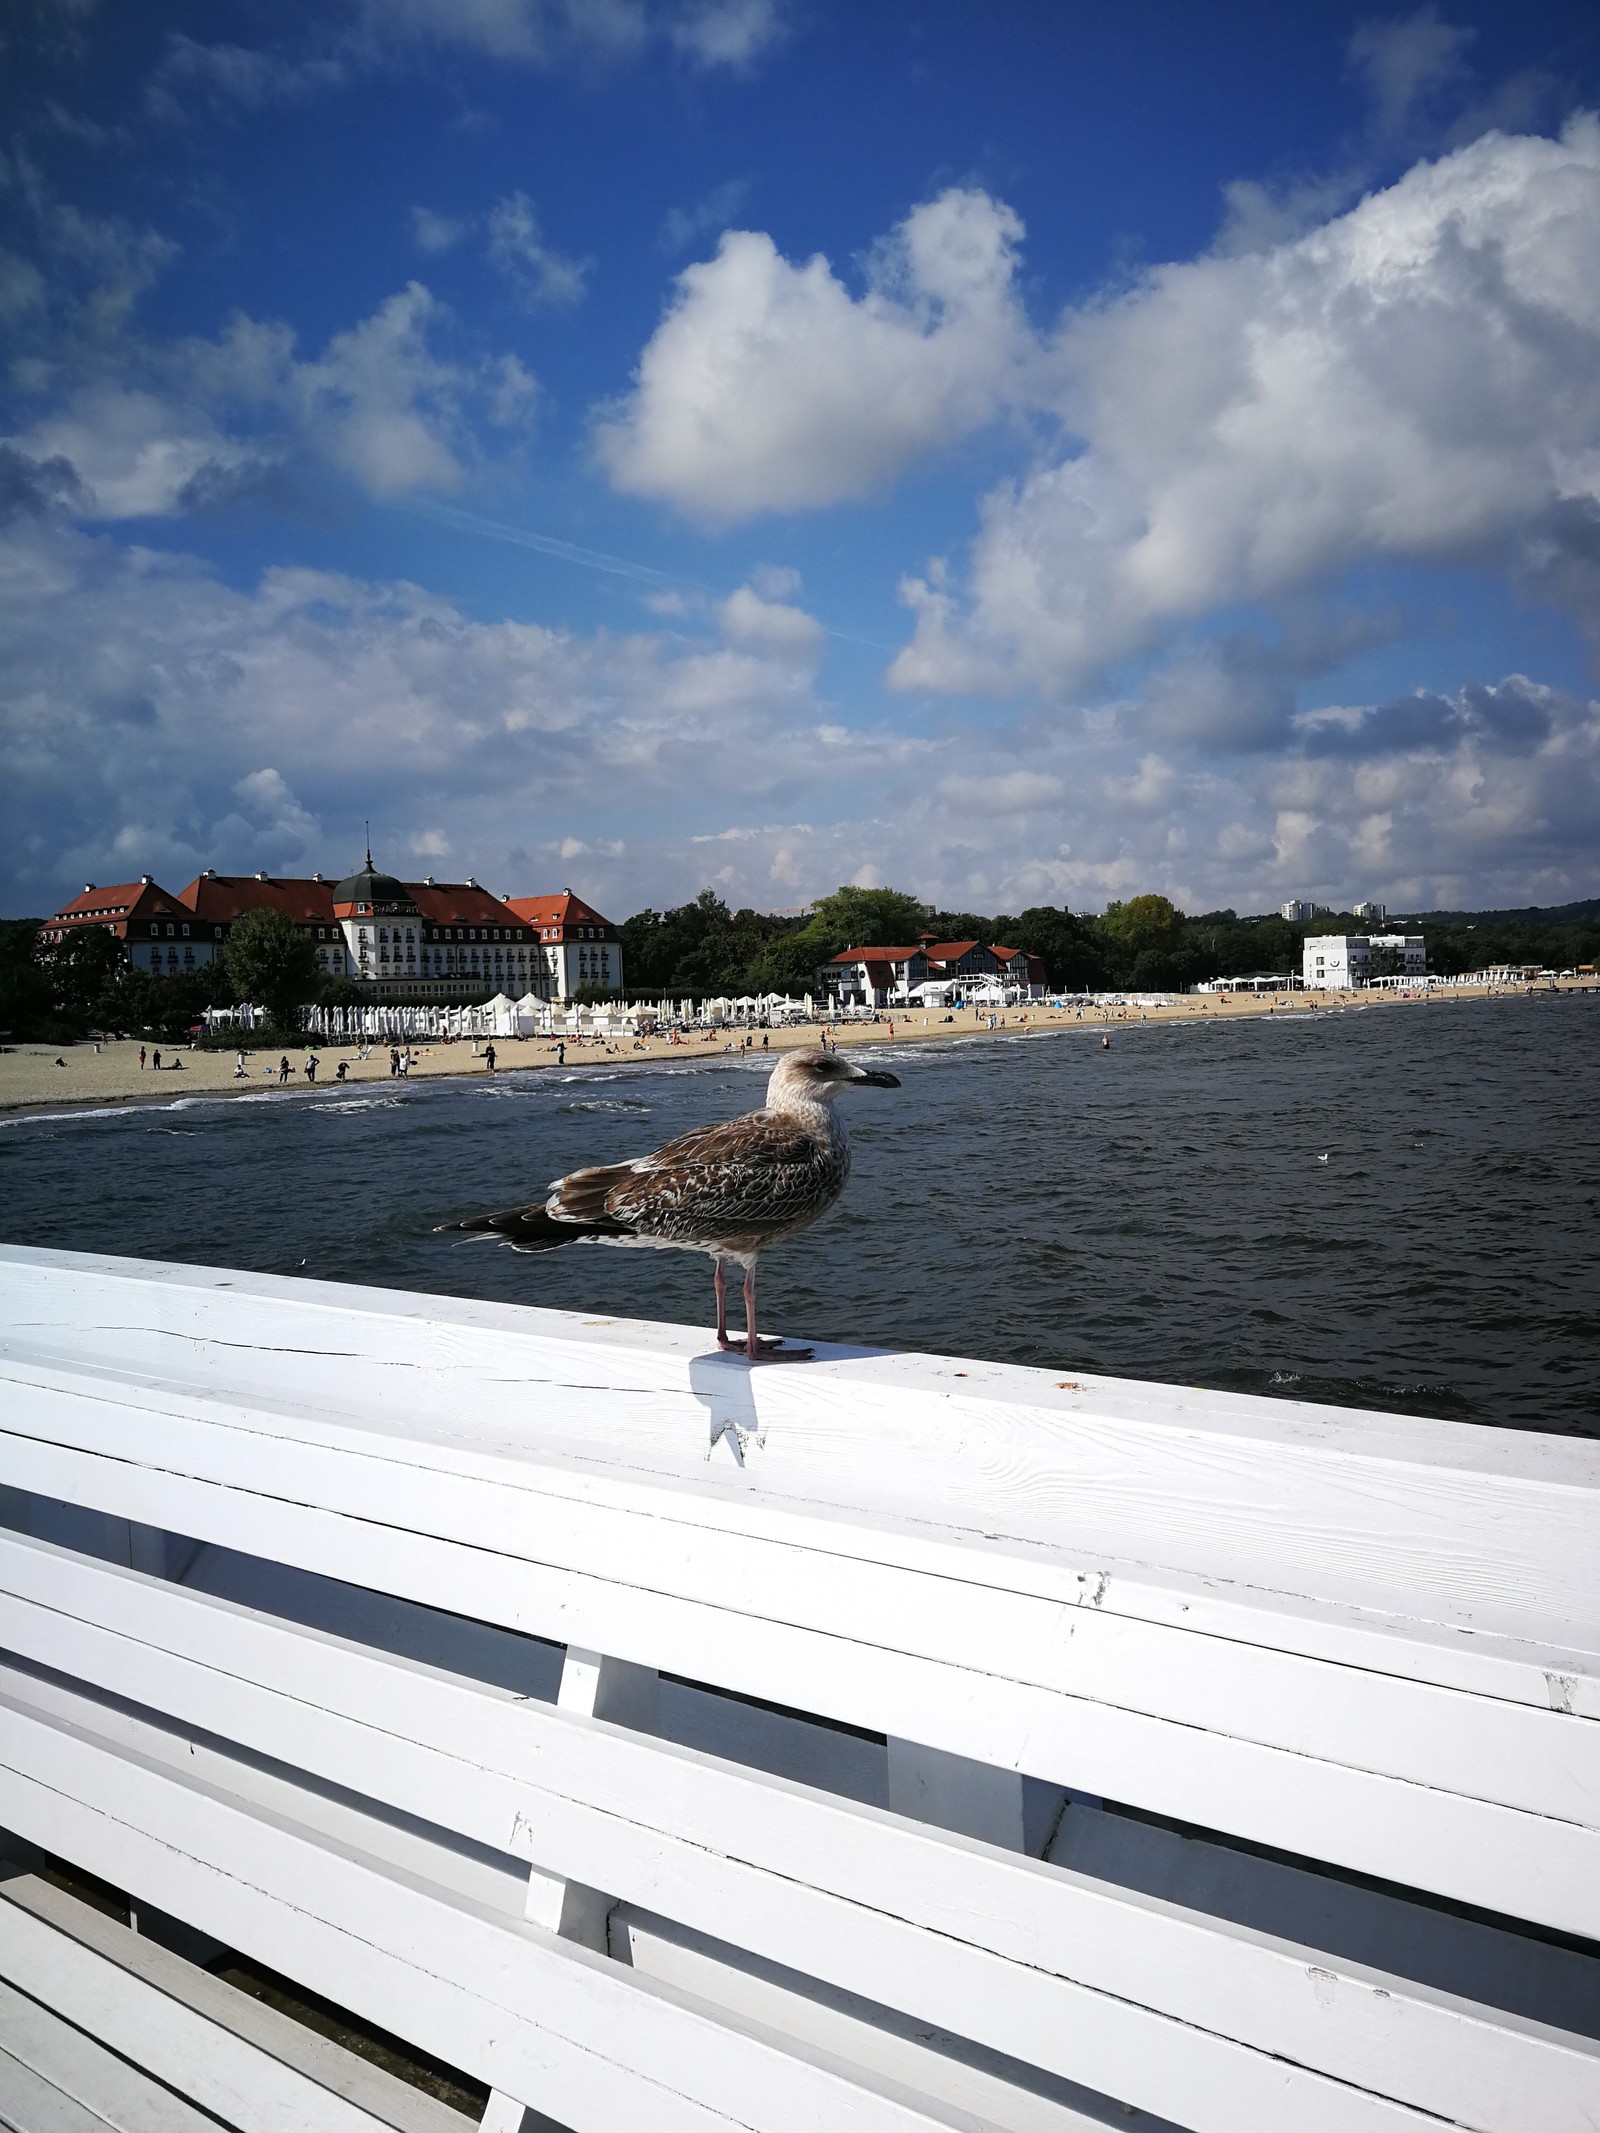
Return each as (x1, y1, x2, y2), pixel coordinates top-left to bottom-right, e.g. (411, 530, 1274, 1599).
(438, 1108, 837, 1255)
(596, 1108, 838, 1245)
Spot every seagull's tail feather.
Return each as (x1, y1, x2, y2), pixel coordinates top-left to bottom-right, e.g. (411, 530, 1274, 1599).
(437, 1160, 648, 1254)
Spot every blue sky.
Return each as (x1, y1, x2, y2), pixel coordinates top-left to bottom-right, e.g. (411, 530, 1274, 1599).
(4, 0, 1599, 921)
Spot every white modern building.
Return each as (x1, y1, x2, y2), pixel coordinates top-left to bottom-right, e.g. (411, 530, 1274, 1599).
(1303, 933, 1427, 987)
(1280, 899, 1317, 923)
(1352, 900, 1388, 925)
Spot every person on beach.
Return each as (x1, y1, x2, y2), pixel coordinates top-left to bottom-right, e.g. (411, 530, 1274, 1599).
(389, 1047, 400, 1078)
(234, 1050, 246, 1079)
(139, 1046, 146, 1070)
(152, 1048, 162, 1071)
(305, 1054, 318, 1083)
(335, 1059, 349, 1082)
(485, 1042, 497, 1073)
(556, 1040, 566, 1065)
(278, 1055, 290, 1084)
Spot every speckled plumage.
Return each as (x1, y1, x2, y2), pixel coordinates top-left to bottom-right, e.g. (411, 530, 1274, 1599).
(438, 1048, 900, 1359)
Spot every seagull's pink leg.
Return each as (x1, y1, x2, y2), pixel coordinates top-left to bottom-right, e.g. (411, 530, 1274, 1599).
(743, 1263, 813, 1364)
(714, 1260, 734, 1349)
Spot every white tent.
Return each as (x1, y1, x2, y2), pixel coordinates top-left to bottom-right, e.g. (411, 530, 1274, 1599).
(481, 992, 520, 1037)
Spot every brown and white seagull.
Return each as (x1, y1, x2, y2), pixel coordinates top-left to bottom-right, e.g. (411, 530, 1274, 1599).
(438, 1049, 900, 1361)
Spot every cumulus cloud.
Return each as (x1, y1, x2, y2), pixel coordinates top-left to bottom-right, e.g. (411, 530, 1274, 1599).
(890, 118, 1600, 697)
(717, 581, 824, 660)
(6, 511, 1593, 925)
(5, 282, 527, 517)
(595, 187, 1029, 520)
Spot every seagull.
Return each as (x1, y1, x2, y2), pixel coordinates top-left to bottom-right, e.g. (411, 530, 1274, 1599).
(438, 1049, 900, 1362)
(1317, 1152, 1329, 1164)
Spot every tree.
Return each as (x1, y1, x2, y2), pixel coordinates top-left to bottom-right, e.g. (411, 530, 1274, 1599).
(224, 907, 319, 1034)
(0, 920, 59, 1040)
(994, 906, 1106, 991)
(803, 885, 926, 953)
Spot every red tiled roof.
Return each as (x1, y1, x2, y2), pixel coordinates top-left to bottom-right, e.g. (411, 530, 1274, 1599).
(46, 879, 185, 937)
(179, 875, 338, 925)
(822, 944, 921, 965)
(506, 891, 618, 937)
(412, 883, 526, 928)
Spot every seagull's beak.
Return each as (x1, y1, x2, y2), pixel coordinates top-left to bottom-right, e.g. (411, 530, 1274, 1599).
(851, 1066, 901, 1087)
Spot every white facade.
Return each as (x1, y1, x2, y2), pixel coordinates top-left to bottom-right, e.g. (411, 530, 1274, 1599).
(1353, 899, 1388, 925)
(1280, 899, 1316, 922)
(1303, 935, 1370, 987)
(1304, 932, 1426, 986)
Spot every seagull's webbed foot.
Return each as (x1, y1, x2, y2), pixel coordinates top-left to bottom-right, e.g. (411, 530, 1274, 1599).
(735, 1267, 814, 1362)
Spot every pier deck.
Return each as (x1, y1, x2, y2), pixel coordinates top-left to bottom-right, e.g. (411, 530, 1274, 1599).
(0, 1245, 1596, 2131)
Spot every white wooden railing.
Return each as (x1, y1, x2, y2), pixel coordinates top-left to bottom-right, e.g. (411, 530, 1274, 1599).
(0, 1243, 1596, 2132)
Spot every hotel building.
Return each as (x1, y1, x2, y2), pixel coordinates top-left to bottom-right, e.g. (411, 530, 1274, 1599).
(820, 938, 1047, 1006)
(43, 857, 624, 1002)
(1302, 933, 1427, 987)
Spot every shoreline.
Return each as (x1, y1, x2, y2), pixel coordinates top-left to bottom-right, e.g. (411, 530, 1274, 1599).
(2, 980, 1592, 1123)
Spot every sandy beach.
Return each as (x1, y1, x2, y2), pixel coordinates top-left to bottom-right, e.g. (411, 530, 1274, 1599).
(3, 979, 1587, 1118)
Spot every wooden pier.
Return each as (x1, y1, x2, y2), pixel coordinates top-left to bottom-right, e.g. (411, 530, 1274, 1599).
(0, 1244, 1596, 2130)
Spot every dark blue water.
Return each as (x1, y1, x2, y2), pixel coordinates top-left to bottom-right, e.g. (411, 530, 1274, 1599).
(3, 995, 1597, 1435)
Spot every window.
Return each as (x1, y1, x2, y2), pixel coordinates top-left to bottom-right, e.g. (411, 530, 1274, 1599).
(181, 923, 190, 937)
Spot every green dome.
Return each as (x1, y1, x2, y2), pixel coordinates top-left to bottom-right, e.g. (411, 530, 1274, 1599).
(333, 855, 416, 911)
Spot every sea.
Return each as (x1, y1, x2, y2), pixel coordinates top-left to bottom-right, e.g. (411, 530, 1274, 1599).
(3, 992, 1596, 1437)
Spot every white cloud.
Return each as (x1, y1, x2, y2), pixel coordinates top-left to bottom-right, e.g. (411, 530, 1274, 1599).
(411, 206, 468, 256)
(356, 0, 644, 63)
(1348, 8, 1474, 142)
(5, 282, 523, 516)
(485, 192, 589, 308)
(659, 177, 752, 254)
(939, 770, 1064, 814)
(595, 187, 1029, 520)
(669, 0, 786, 69)
(717, 582, 824, 660)
(146, 34, 345, 119)
(891, 119, 1600, 697)
(9, 511, 1594, 927)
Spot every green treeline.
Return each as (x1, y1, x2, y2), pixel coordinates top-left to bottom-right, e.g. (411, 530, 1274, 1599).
(619, 887, 1600, 999)
(5, 889, 1598, 1043)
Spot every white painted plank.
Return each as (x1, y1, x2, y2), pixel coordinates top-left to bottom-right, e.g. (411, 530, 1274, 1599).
(0, 2046, 115, 2133)
(0, 1680, 1035, 2133)
(0, 1875, 462, 2133)
(2, 1545, 1595, 2133)
(2, 1248, 1595, 1642)
(3, 1368, 1591, 1827)
(0, 1978, 218, 2133)
(4, 1422, 1595, 1940)
(7, 1341, 1596, 1717)
(612, 1909, 1174, 2133)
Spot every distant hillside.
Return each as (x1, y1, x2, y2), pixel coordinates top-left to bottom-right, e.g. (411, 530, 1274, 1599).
(1395, 898, 1600, 928)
